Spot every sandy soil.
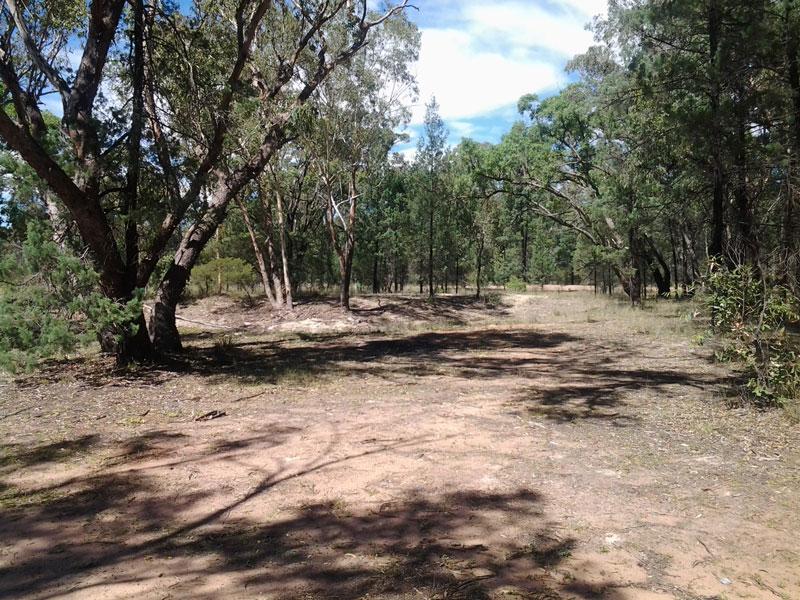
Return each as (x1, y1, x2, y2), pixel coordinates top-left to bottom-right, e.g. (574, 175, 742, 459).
(1, 293, 798, 600)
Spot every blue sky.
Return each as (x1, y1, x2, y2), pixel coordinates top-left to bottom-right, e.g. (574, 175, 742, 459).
(387, 0, 608, 158)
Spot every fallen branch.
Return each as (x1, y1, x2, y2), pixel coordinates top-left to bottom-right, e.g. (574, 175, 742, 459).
(195, 410, 227, 422)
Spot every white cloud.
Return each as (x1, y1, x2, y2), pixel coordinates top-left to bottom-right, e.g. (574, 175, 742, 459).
(412, 27, 563, 123)
(464, 4, 594, 59)
(560, 0, 608, 19)
(448, 120, 476, 138)
(410, 1, 608, 125)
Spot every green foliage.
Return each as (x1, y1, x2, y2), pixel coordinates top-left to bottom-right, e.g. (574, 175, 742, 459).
(505, 276, 527, 292)
(705, 264, 800, 407)
(707, 264, 797, 333)
(0, 223, 143, 372)
(192, 258, 256, 297)
(484, 291, 502, 307)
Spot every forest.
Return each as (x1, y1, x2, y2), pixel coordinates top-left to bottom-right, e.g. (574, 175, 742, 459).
(1, 1, 799, 599)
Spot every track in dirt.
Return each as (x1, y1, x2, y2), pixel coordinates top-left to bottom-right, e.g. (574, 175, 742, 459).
(1, 293, 798, 600)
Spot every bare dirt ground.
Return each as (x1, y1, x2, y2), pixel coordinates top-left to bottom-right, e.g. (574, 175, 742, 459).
(1, 293, 799, 600)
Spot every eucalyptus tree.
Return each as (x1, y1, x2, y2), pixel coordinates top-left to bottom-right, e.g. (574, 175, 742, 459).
(302, 10, 418, 309)
(452, 140, 498, 297)
(150, 1, 414, 347)
(410, 98, 449, 296)
(354, 154, 413, 294)
(0, 0, 413, 359)
(483, 81, 669, 302)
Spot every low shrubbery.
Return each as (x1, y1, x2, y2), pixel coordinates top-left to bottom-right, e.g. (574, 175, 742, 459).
(704, 262, 800, 410)
(191, 258, 256, 298)
(0, 223, 143, 372)
(505, 276, 528, 292)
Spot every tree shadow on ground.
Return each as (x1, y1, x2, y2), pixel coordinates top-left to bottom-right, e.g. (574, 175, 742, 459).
(172, 328, 719, 424)
(14, 326, 566, 392)
(507, 364, 718, 424)
(0, 431, 582, 600)
(14, 324, 724, 427)
(167, 328, 580, 385)
(349, 294, 513, 325)
(0, 434, 101, 473)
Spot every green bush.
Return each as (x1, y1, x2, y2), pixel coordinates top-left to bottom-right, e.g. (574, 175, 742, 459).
(705, 262, 800, 408)
(505, 276, 528, 292)
(191, 257, 256, 297)
(484, 291, 502, 307)
(0, 222, 143, 372)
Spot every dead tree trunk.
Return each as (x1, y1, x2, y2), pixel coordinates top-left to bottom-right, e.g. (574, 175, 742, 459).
(325, 169, 358, 311)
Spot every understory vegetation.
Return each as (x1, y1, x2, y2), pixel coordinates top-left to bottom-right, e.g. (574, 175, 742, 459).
(0, 0, 798, 410)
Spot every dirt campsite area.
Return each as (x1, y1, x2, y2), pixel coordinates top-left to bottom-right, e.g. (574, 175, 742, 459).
(1, 292, 799, 600)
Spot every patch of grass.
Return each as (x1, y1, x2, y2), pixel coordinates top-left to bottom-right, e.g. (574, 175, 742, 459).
(275, 367, 321, 387)
(0, 484, 67, 510)
(176, 326, 205, 336)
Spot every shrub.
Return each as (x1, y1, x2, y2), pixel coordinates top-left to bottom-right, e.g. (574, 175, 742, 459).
(705, 262, 800, 408)
(484, 291, 502, 307)
(506, 276, 527, 292)
(0, 222, 143, 372)
(192, 258, 256, 297)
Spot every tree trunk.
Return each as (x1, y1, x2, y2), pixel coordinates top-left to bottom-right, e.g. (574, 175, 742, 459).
(393, 254, 399, 293)
(475, 236, 484, 299)
(732, 86, 758, 267)
(215, 228, 223, 296)
(784, 0, 800, 291)
(325, 171, 358, 311)
(681, 233, 690, 295)
(274, 188, 293, 309)
(151, 260, 191, 353)
(428, 194, 435, 297)
(642, 256, 648, 301)
(648, 261, 671, 298)
(709, 0, 726, 259)
(237, 197, 276, 305)
(372, 239, 380, 294)
(521, 224, 529, 281)
(258, 189, 285, 307)
(617, 265, 642, 306)
(151, 180, 234, 352)
(99, 311, 153, 364)
(339, 252, 353, 309)
(669, 223, 680, 296)
(43, 192, 69, 250)
(644, 236, 672, 297)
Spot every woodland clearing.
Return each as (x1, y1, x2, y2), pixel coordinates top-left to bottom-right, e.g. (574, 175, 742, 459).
(1, 292, 798, 600)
